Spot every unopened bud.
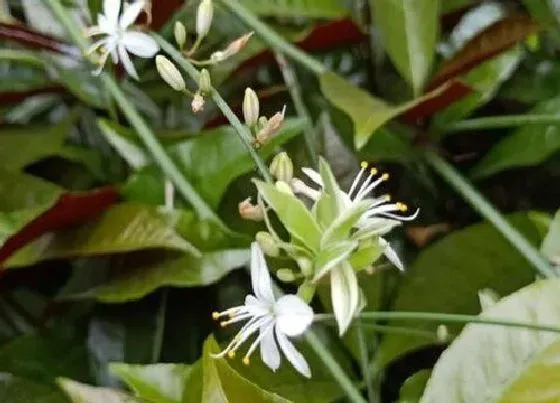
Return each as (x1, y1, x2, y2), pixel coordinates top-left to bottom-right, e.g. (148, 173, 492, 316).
(174, 21, 186, 49)
(256, 106, 286, 145)
(224, 32, 253, 56)
(275, 180, 293, 195)
(191, 92, 204, 113)
(243, 88, 260, 127)
(199, 69, 212, 93)
(210, 50, 226, 63)
(155, 55, 185, 92)
(297, 257, 313, 277)
(269, 152, 293, 183)
(436, 325, 449, 343)
(297, 282, 316, 303)
(256, 231, 279, 257)
(478, 288, 499, 311)
(238, 198, 264, 221)
(276, 269, 295, 283)
(196, 0, 213, 38)
(258, 116, 268, 129)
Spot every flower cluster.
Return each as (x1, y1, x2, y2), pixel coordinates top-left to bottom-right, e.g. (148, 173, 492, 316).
(243, 88, 286, 146)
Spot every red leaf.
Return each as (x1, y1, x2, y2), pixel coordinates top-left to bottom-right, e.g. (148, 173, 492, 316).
(0, 187, 119, 266)
(427, 13, 540, 91)
(0, 86, 67, 109)
(0, 22, 76, 55)
(150, 0, 184, 30)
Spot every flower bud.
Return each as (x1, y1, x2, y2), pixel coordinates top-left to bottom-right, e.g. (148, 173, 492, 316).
(258, 116, 268, 129)
(296, 257, 313, 277)
(256, 231, 279, 257)
(238, 198, 264, 221)
(276, 269, 295, 283)
(198, 69, 212, 94)
(243, 88, 259, 128)
(196, 0, 213, 38)
(275, 180, 293, 195)
(256, 106, 286, 145)
(155, 55, 185, 92)
(436, 324, 449, 343)
(297, 282, 316, 303)
(224, 32, 253, 56)
(174, 21, 186, 49)
(269, 152, 293, 184)
(210, 50, 226, 63)
(191, 92, 204, 113)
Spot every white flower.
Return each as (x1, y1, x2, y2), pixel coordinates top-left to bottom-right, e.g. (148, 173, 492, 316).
(212, 242, 314, 378)
(292, 161, 418, 271)
(86, 0, 159, 80)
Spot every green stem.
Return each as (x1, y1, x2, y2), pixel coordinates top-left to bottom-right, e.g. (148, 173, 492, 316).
(151, 289, 168, 363)
(304, 331, 367, 403)
(446, 114, 560, 132)
(313, 311, 560, 333)
(274, 52, 318, 168)
(154, 33, 273, 183)
(215, 0, 326, 75)
(356, 320, 375, 403)
(0, 49, 45, 67)
(424, 149, 555, 279)
(47, 0, 223, 225)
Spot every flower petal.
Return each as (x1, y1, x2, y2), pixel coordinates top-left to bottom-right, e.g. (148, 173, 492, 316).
(260, 324, 280, 371)
(301, 167, 324, 187)
(250, 242, 275, 304)
(275, 295, 314, 337)
(380, 237, 405, 271)
(103, 0, 120, 28)
(275, 326, 311, 378)
(121, 32, 159, 57)
(117, 44, 139, 80)
(120, 0, 145, 28)
(330, 262, 359, 335)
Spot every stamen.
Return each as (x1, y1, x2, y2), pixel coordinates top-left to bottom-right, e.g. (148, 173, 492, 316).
(396, 202, 408, 212)
(243, 357, 250, 365)
(212, 312, 220, 320)
(360, 161, 368, 169)
(370, 167, 378, 176)
(348, 163, 367, 198)
(381, 173, 389, 181)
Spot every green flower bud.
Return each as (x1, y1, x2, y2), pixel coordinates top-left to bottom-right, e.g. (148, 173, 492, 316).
(296, 257, 313, 277)
(198, 69, 212, 94)
(191, 92, 204, 113)
(297, 282, 316, 303)
(243, 88, 259, 127)
(436, 325, 449, 343)
(274, 180, 293, 195)
(276, 268, 295, 283)
(256, 231, 279, 257)
(174, 21, 186, 49)
(269, 152, 293, 183)
(155, 55, 185, 92)
(196, 0, 213, 38)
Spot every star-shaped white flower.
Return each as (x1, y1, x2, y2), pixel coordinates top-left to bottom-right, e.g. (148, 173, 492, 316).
(86, 0, 159, 80)
(292, 162, 418, 271)
(212, 242, 314, 378)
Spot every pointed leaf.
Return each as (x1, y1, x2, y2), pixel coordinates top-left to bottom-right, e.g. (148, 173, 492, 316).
(241, 0, 348, 18)
(321, 199, 373, 246)
(318, 157, 345, 216)
(331, 262, 360, 335)
(57, 378, 139, 403)
(542, 209, 560, 265)
(313, 240, 358, 281)
(0, 376, 69, 403)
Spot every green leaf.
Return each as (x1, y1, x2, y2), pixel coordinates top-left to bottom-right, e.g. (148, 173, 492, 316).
(313, 240, 358, 281)
(542, 209, 560, 265)
(421, 279, 560, 402)
(372, 0, 439, 94)
(471, 96, 560, 178)
(202, 336, 290, 402)
(97, 119, 148, 170)
(522, 0, 560, 41)
(57, 378, 139, 403)
(0, 376, 69, 403)
(110, 363, 196, 403)
(74, 249, 250, 303)
(321, 200, 373, 246)
(359, 126, 416, 165)
(377, 212, 549, 366)
(240, 0, 348, 17)
(399, 370, 431, 403)
(255, 181, 322, 252)
(318, 157, 345, 216)
(4, 203, 197, 269)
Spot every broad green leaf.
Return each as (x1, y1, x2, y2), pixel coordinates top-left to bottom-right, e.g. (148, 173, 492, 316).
(471, 96, 560, 178)
(241, 0, 348, 17)
(318, 157, 345, 216)
(110, 363, 196, 403)
(359, 126, 415, 165)
(5, 203, 197, 269)
(399, 370, 431, 403)
(255, 181, 322, 252)
(313, 240, 358, 281)
(421, 280, 560, 402)
(0, 376, 69, 403)
(74, 249, 250, 303)
(378, 212, 549, 366)
(202, 337, 290, 402)
(542, 209, 560, 265)
(57, 378, 138, 403)
(321, 200, 373, 246)
(122, 119, 305, 208)
(372, 0, 439, 94)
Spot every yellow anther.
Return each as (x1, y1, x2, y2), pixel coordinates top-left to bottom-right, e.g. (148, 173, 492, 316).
(212, 312, 220, 320)
(381, 173, 390, 181)
(397, 202, 408, 212)
(220, 321, 228, 327)
(243, 356, 250, 365)
(228, 350, 236, 359)
(384, 194, 391, 202)
(370, 167, 378, 175)
(360, 161, 368, 169)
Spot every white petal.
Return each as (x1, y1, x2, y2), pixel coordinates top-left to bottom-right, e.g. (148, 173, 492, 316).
(301, 167, 324, 187)
(260, 324, 280, 371)
(244, 295, 270, 317)
(250, 242, 275, 304)
(275, 326, 311, 378)
(120, 0, 145, 28)
(330, 263, 359, 335)
(355, 217, 401, 237)
(118, 44, 139, 80)
(103, 0, 120, 28)
(275, 295, 314, 337)
(97, 14, 114, 34)
(122, 32, 159, 57)
(380, 237, 404, 271)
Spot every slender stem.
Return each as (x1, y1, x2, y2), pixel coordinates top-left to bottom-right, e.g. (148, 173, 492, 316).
(47, 0, 223, 225)
(274, 52, 318, 168)
(424, 149, 556, 279)
(446, 114, 560, 132)
(359, 323, 440, 339)
(215, 0, 326, 75)
(356, 320, 375, 403)
(151, 289, 168, 363)
(154, 33, 273, 183)
(304, 330, 367, 403)
(315, 311, 560, 333)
